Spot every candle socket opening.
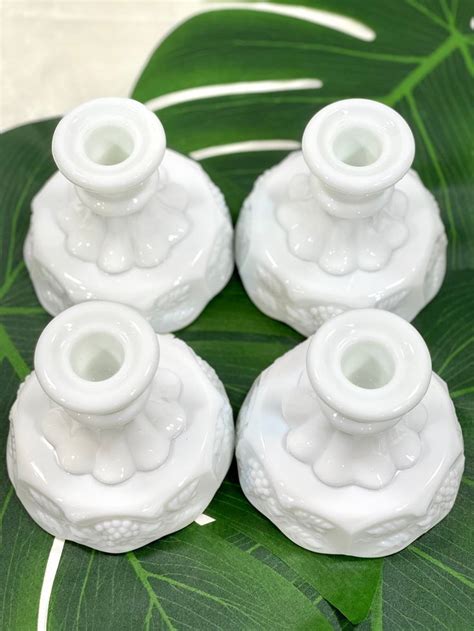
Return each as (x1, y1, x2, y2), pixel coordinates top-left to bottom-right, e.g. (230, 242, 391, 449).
(70, 331, 124, 382)
(333, 126, 382, 167)
(84, 125, 134, 166)
(341, 340, 395, 389)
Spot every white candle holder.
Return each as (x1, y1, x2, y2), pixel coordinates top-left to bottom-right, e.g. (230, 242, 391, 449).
(25, 98, 234, 333)
(7, 301, 234, 553)
(236, 99, 447, 336)
(236, 309, 463, 557)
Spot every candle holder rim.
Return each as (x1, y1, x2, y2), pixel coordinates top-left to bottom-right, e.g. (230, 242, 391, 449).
(306, 309, 432, 424)
(34, 300, 159, 416)
(52, 97, 166, 195)
(302, 98, 415, 197)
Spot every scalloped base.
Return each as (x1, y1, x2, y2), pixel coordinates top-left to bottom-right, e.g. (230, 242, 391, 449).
(235, 152, 446, 336)
(7, 336, 234, 553)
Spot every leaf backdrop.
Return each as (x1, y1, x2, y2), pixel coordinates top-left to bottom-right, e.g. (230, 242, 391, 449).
(1, 1, 473, 629)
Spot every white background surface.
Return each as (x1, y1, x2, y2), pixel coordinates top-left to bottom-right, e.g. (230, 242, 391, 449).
(1, 0, 203, 130)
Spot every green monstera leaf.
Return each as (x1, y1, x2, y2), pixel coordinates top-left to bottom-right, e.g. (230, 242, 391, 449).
(1, 1, 473, 629)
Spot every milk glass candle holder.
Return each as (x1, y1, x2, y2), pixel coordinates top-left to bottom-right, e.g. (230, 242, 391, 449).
(25, 98, 233, 332)
(236, 309, 463, 557)
(236, 99, 446, 336)
(7, 301, 234, 553)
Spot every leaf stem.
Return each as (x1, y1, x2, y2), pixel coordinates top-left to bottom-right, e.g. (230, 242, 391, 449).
(0, 324, 30, 379)
(126, 552, 177, 631)
(409, 546, 474, 589)
(0, 486, 13, 530)
(384, 33, 459, 106)
(370, 575, 383, 631)
(405, 91, 457, 264)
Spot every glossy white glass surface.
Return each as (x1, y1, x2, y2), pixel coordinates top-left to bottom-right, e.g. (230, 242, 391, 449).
(236, 309, 464, 557)
(25, 98, 233, 332)
(235, 99, 446, 336)
(7, 301, 234, 553)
